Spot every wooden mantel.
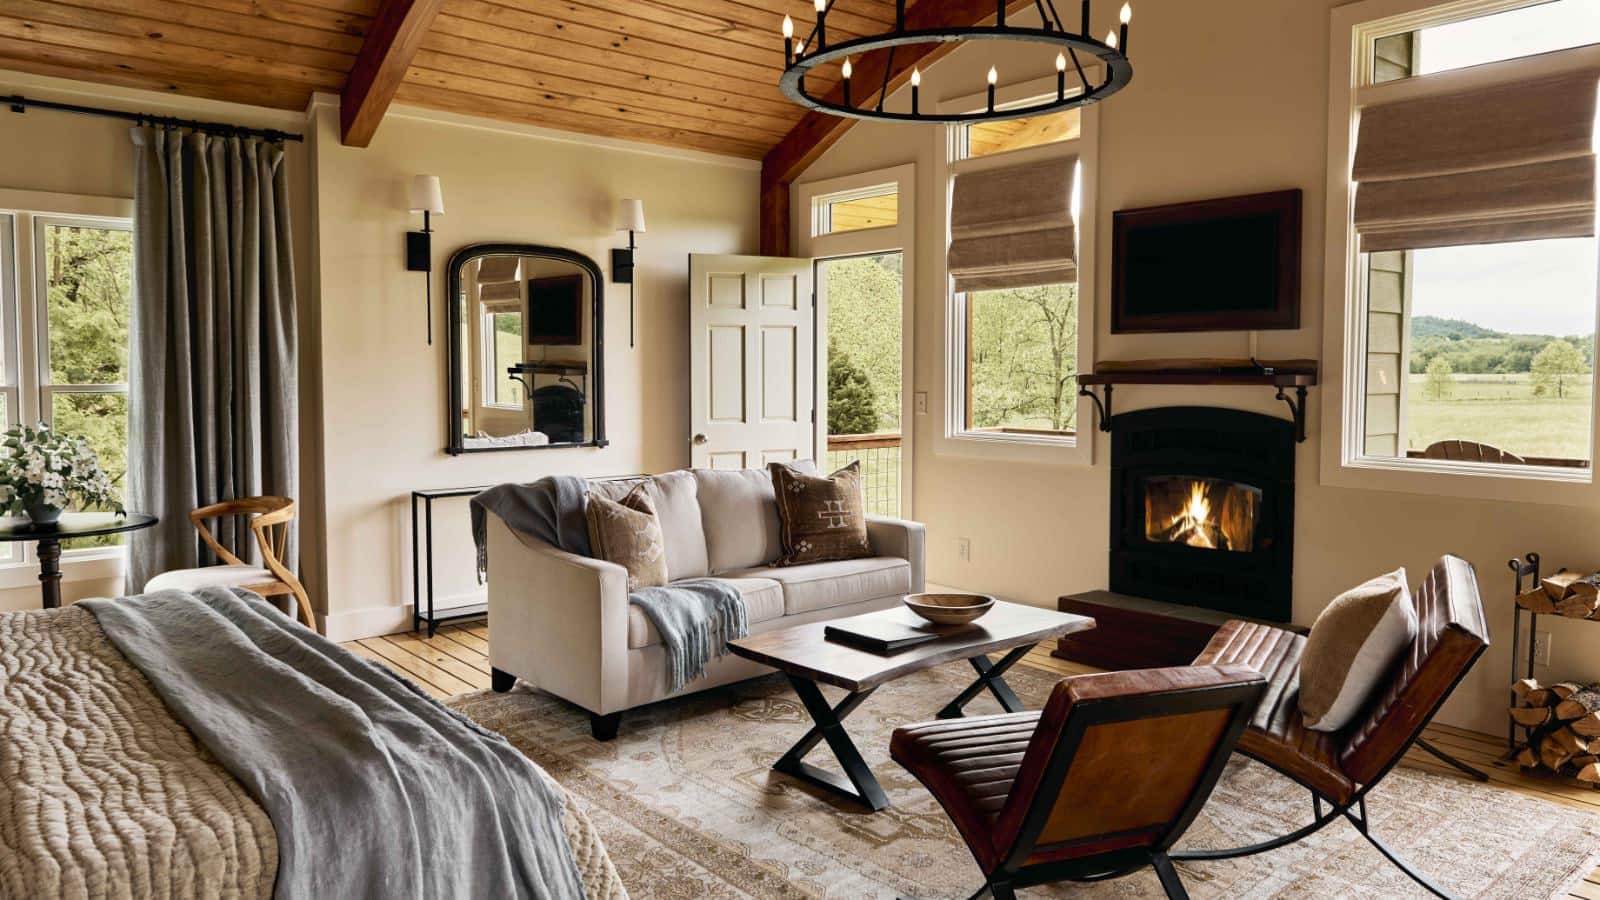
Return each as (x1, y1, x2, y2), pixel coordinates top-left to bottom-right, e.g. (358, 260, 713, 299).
(759, 0, 1038, 255)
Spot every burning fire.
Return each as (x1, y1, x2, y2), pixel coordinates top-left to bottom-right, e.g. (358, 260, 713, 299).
(1144, 476, 1259, 553)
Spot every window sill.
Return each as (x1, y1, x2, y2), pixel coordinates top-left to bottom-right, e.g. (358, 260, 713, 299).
(0, 548, 125, 591)
(936, 427, 1094, 466)
(1323, 453, 1599, 507)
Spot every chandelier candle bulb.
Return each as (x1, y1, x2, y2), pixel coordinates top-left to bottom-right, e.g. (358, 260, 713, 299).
(1106, 29, 1118, 49)
(842, 57, 852, 106)
(1119, 5, 1131, 54)
(910, 67, 921, 114)
(1057, 52, 1067, 99)
(782, 15, 794, 64)
(987, 65, 998, 112)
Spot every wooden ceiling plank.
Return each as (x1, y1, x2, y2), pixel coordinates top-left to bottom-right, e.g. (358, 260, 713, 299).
(0, 38, 314, 110)
(723, 0, 898, 33)
(233, 0, 371, 42)
(407, 49, 796, 135)
(394, 81, 770, 157)
(17, 0, 355, 74)
(73, 0, 366, 55)
(557, 0, 874, 55)
(420, 26, 798, 120)
(0, 15, 345, 89)
(341, 0, 446, 146)
(761, 0, 1026, 253)
(444, 0, 789, 88)
(403, 64, 788, 143)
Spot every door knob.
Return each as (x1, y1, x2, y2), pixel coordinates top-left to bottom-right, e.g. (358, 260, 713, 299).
(692, 433, 708, 446)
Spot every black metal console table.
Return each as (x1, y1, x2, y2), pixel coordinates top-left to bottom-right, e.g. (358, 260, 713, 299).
(412, 486, 494, 636)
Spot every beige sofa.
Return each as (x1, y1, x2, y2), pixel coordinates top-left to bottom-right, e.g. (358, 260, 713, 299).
(485, 466, 925, 739)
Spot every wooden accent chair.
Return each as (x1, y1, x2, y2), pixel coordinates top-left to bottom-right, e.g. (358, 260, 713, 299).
(892, 665, 1267, 899)
(1423, 439, 1524, 464)
(1175, 555, 1489, 899)
(143, 496, 317, 633)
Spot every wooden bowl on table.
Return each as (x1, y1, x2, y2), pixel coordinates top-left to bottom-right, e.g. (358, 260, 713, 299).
(904, 592, 995, 626)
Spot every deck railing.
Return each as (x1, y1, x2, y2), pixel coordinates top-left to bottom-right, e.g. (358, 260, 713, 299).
(826, 432, 902, 517)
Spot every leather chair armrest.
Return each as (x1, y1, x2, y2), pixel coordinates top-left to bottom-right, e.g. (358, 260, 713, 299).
(485, 515, 631, 714)
(866, 516, 926, 593)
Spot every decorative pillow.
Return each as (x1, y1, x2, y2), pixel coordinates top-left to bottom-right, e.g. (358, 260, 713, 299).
(584, 484, 668, 591)
(1299, 568, 1418, 732)
(769, 460, 871, 566)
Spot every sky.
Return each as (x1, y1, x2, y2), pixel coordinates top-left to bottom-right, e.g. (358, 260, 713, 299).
(1403, 0, 1600, 336)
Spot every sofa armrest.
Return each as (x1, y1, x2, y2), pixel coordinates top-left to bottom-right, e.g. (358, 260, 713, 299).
(485, 516, 631, 715)
(867, 516, 926, 594)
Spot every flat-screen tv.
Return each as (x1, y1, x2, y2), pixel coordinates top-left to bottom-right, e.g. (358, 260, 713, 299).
(1111, 189, 1301, 333)
(528, 274, 584, 346)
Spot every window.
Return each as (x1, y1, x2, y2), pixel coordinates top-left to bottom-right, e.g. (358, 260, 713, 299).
(482, 301, 523, 409)
(1329, 0, 1600, 497)
(946, 104, 1088, 450)
(0, 209, 133, 557)
(817, 184, 898, 234)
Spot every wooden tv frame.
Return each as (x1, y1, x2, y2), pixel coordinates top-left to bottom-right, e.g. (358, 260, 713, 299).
(1111, 189, 1302, 334)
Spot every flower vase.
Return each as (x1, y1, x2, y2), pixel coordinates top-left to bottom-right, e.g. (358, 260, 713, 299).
(25, 502, 61, 526)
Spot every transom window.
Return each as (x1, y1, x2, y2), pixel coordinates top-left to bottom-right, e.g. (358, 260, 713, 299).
(817, 184, 898, 235)
(1334, 0, 1600, 486)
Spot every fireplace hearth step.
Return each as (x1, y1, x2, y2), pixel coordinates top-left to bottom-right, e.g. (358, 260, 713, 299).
(1053, 590, 1306, 671)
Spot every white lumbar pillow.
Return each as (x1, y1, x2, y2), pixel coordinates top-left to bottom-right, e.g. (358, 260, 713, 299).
(1299, 568, 1418, 733)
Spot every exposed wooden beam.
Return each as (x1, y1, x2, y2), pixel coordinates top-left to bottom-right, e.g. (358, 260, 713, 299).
(759, 0, 1030, 255)
(340, 0, 445, 147)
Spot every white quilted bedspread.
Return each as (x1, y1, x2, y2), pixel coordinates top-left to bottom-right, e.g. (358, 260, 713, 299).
(0, 606, 625, 900)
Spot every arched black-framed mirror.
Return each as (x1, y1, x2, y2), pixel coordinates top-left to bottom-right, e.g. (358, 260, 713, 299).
(445, 243, 607, 454)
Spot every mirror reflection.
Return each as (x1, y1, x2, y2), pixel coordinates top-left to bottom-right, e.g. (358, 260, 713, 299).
(449, 248, 603, 452)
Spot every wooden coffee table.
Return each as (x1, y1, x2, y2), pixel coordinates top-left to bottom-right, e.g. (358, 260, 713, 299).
(728, 600, 1095, 811)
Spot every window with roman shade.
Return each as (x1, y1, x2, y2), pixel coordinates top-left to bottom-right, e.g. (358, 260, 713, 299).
(948, 156, 1077, 293)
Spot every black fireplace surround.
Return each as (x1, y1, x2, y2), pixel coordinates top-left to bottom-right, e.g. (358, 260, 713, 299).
(1109, 406, 1294, 622)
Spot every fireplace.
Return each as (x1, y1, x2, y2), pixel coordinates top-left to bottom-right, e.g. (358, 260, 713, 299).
(1110, 406, 1294, 622)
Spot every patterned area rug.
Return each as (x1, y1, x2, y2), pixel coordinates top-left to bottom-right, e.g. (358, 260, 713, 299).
(449, 663, 1600, 899)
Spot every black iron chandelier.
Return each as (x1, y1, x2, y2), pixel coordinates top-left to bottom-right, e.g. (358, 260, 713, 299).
(779, 1, 1133, 124)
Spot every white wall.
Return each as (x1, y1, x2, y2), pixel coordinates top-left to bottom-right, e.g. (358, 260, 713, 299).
(0, 70, 317, 612)
(309, 100, 759, 638)
(800, 0, 1598, 734)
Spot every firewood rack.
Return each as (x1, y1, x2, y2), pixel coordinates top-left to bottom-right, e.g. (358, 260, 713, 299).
(1506, 551, 1600, 788)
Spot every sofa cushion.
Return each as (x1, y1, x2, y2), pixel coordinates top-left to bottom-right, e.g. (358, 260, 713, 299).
(770, 461, 872, 566)
(647, 470, 710, 581)
(626, 577, 785, 649)
(693, 462, 815, 573)
(585, 484, 669, 591)
(727, 557, 912, 616)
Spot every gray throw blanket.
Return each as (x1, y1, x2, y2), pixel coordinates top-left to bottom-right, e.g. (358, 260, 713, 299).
(81, 588, 587, 900)
(471, 476, 749, 691)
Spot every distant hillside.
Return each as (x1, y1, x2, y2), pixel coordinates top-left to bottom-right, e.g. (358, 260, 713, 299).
(1412, 316, 1505, 340)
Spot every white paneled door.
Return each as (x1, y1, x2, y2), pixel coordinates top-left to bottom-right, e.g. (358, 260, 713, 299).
(688, 254, 816, 470)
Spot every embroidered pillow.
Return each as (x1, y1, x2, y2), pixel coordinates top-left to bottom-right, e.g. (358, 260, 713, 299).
(584, 484, 668, 591)
(1299, 568, 1418, 732)
(769, 460, 871, 566)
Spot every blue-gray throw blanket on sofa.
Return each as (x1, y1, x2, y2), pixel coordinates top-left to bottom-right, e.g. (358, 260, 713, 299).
(471, 477, 749, 690)
(81, 587, 587, 900)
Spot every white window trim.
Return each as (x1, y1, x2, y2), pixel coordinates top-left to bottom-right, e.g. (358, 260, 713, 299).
(1320, 0, 1600, 507)
(794, 163, 917, 518)
(479, 299, 523, 410)
(932, 84, 1099, 467)
(0, 188, 136, 578)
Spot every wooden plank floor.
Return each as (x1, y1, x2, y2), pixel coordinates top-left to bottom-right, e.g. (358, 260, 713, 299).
(346, 627, 1600, 898)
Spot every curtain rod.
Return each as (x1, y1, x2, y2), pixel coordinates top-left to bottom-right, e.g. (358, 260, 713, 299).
(5, 94, 305, 143)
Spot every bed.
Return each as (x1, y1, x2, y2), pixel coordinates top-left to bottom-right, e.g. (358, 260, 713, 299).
(0, 593, 625, 899)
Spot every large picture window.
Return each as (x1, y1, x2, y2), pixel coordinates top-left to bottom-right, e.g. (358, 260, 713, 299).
(1331, 0, 1600, 491)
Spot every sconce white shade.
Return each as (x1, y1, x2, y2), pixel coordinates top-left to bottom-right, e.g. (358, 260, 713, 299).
(408, 175, 444, 215)
(616, 198, 647, 234)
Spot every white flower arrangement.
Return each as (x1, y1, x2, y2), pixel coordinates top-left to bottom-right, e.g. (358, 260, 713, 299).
(0, 423, 123, 520)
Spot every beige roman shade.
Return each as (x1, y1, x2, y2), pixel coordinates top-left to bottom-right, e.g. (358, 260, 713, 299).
(480, 281, 520, 302)
(1352, 68, 1600, 252)
(948, 155, 1077, 292)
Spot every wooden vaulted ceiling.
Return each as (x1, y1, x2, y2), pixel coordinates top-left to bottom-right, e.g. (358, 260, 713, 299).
(0, 0, 924, 158)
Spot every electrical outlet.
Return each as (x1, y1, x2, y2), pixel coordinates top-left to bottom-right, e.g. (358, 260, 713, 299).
(1534, 631, 1553, 667)
(915, 392, 928, 415)
(958, 537, 971, 562)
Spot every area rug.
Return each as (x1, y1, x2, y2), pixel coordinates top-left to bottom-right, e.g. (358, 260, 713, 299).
(449, 663, 1600, 899)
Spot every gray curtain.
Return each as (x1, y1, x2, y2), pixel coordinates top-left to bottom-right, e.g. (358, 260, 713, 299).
(128, 126, 299, 592)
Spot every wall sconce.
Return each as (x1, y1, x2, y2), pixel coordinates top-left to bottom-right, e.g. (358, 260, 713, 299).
(612, 198, 646, 348)
(407, 174, 445, 345)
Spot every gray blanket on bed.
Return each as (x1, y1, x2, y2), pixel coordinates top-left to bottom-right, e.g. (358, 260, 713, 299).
(81, 587, 587, 900)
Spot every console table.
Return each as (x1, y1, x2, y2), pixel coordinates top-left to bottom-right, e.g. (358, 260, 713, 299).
(412, 486, 494, 636)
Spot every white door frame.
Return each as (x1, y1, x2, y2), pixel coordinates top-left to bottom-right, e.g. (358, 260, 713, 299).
(794, 163, 916, 518)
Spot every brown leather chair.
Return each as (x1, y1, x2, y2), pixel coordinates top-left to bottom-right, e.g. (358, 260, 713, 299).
(1175, 555, 1489, 899)
(892, 665, 1267, 899)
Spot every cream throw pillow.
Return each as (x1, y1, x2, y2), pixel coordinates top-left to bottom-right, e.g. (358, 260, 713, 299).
(1299, 568, 1418, 733)
(584, 484, 668, 591)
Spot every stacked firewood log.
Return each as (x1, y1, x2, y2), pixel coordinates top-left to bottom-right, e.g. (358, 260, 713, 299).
(1515, 571, 1600, 619)
(1511, 678, 1600, 782)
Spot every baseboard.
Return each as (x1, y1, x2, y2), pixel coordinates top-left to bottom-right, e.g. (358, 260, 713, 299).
(322, 602, 415, 642)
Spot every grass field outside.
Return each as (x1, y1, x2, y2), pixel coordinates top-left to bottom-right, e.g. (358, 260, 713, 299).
(1404, 373, 1593, 462)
